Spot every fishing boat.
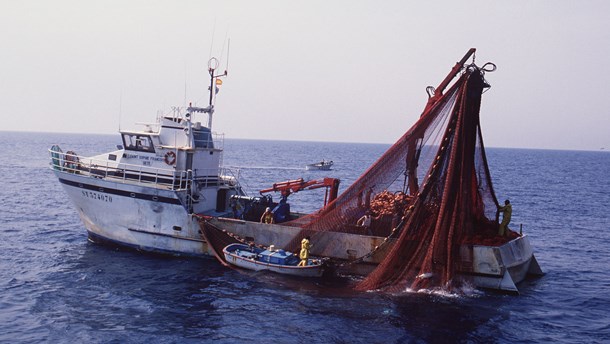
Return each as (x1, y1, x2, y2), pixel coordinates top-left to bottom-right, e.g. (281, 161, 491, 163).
(305, 160, 333, 171)
(222, 243, 325, 277)
(48, 58, 245, 256)
(49, 49, 542, 293)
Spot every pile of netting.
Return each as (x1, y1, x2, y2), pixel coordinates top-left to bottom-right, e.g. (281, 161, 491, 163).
(282, 61, 501, 292)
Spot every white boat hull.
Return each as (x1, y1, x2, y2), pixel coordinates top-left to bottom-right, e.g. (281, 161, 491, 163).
(56, 170, 213, 256)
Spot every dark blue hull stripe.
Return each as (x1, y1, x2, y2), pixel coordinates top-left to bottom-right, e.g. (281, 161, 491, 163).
(58, 178, 183, 205)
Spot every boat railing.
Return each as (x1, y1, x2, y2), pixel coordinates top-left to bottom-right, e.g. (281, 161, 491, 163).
(219, 167, 242, 188)
(48, 148, 190, 190)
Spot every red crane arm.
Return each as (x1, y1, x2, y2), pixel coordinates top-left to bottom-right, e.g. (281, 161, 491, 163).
(423, 48, 476, 114)
(259, 177, 341, 206)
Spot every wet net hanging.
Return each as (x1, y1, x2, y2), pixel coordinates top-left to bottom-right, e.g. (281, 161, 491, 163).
(282, 55, 503, 292)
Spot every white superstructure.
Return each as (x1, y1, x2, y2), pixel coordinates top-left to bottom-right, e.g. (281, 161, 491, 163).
(49, 58, 243, 256)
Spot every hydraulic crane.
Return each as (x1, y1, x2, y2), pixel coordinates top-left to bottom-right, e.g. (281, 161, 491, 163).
(259, 177, 340, 207)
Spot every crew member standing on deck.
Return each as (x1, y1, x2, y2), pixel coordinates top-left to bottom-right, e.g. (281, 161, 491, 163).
(498, 199, 512, 236)
(298, 236, 311, 266)
(260, 207, 274, 224)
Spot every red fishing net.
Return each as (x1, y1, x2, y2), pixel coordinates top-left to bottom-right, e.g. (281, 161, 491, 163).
(282, 60, 501, 292)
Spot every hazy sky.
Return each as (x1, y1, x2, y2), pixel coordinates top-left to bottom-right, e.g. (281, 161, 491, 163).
(1, 1, 609, 150)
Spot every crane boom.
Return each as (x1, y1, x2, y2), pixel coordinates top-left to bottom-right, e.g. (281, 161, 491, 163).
(259, 177, 340, 207)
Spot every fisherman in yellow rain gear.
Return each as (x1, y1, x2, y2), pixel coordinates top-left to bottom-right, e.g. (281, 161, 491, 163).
(298, 236, 311, 266)
(260, 207, 274, 224)
(497, 199, 512, 236)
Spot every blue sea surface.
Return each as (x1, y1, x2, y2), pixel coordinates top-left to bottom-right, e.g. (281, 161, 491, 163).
(1, 131, 609, 343)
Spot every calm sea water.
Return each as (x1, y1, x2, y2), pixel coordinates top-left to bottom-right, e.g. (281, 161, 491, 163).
(1, 131, 609, 343)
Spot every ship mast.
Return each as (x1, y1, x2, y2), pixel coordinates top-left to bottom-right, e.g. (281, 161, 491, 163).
(206, 57, 228, 129)
(187, 57, 227, 130)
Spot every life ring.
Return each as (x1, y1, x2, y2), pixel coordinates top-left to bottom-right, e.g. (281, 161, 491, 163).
(164, 151, 176, 165)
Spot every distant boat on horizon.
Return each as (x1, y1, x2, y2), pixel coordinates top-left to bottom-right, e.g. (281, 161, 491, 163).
(305, 160, 333, 171)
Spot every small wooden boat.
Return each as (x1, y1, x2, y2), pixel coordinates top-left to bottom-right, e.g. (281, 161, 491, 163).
(305, 160, 333, 171)
(223, 243, 325, 277)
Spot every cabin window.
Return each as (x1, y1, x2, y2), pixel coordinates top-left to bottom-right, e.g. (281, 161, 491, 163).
(122, 134, 155, 153)
(193, 129, 214, 149)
